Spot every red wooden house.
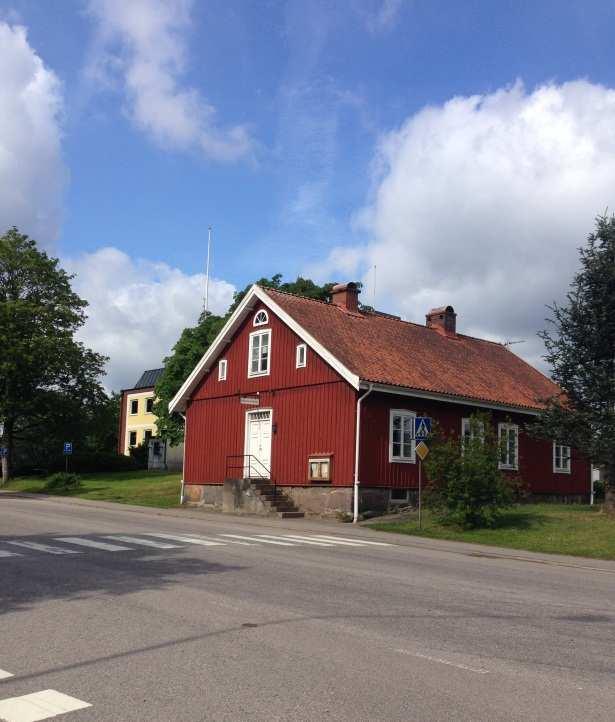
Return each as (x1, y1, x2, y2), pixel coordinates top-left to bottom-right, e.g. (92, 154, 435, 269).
(170, 282, 590, 518)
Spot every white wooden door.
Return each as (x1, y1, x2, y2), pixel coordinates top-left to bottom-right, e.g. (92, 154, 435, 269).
(246, 410, 272, 478)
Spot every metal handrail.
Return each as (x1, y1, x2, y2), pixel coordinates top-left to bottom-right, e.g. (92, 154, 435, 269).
(226, 454, 275, 496)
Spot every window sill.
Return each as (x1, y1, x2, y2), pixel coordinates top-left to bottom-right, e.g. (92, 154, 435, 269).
(248, 371, 270, 379)
(499, 465, 518, 471)
(389, 457, 416, 464)
(554, 469, 571, 475)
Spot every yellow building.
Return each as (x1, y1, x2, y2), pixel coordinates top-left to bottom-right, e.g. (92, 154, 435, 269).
(118, 368, 163, 455)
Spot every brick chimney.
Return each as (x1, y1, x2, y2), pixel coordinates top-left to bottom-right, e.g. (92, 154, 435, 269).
(426, 305, 457, 336)
(330, 282, 359, 313)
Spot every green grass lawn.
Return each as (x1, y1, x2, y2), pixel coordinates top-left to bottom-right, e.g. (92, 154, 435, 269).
(369, 503, 615, 560)
(3, 470, 182, 508)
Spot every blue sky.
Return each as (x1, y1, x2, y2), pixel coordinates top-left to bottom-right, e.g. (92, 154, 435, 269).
(2, 0, 615, 389)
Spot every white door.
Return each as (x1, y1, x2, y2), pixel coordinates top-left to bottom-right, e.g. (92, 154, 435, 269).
(245, 410, 272, 478)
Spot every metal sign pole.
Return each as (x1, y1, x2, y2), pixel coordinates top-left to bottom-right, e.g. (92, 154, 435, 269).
(418, 457, 422, 530)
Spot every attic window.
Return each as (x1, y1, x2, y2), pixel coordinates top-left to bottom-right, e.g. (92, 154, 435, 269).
(296, 343, 307, 368)
(253, 310, 269, 327)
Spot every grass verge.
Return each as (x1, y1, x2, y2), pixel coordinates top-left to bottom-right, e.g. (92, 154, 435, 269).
(369, 503, 615, 560)
(3, 470, 182, 508)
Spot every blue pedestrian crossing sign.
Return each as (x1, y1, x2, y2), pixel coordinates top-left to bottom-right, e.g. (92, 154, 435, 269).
(414, 417, 432, 440)
(0, 447, 7, 458)
(63, 442, 73, 455)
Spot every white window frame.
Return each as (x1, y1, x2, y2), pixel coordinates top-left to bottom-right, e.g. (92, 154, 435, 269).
(253, 310, 269, 327)
(248, 329, 272, 378)
(553, 442, 571, 474)
(498, 422, 519, 470)
(389, 409, 416, 463)
(128, 430, 137, 447)
(296, 343, 307, 368)
(218, 358, 227, 381)
(130, 399, 138, 415)
(461, 417, 485, 447)
(145, 397, 154, 414)
(308, 456, 331, 482)
(390, 488, 410, 504)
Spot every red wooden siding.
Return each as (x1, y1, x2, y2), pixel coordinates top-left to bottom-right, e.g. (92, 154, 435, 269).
(184, 302, 356, 486)
(359, 392, 590, 495)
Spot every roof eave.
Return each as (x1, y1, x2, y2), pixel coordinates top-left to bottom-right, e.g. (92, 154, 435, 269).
(360, 381, 542, 416)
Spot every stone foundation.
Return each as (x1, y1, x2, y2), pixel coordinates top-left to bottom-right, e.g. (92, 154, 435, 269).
(284, 485, 353, 518)
(182, 483, 223, 509)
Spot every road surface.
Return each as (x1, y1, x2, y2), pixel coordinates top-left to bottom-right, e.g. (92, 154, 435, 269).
(1, 492, 614, 721)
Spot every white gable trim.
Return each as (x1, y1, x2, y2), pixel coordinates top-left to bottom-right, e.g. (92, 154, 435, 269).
(169, 286, 360, 413)
(362, 382, 541, 417)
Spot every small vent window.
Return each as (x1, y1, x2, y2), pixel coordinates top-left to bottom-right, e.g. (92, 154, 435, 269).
(296, 343, 307, 368)
(253, 310, 269, 326)
(308, 456, 331, 482)
(218, 359, 227, 381)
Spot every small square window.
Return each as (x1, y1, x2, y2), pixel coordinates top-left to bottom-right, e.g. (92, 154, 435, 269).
(130, 399, 138, 415)
(390, 488, 410, 503)
(296, 343, 307, 368)
(308, 457, 331, 482)
(129, 431, 137, 446)
(146, 398, 154, 413)
(218, 359, 227, 381)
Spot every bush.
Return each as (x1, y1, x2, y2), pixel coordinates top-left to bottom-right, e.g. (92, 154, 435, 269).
(44, 472, 82, 491)
(129, 443, 149, 469)
(424, 413, 517, 529)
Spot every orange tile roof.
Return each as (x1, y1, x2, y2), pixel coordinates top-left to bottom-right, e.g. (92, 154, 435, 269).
(264, 287, 560, 411)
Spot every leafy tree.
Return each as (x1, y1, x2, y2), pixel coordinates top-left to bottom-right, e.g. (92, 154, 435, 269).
(154, 275, 335, 443)
(0, 228, 107, 481)
(532, 215, 615, 512)
(424, 413, 517, 528)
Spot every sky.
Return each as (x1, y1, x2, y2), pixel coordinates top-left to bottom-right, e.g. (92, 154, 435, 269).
(2, 0, 615, 391)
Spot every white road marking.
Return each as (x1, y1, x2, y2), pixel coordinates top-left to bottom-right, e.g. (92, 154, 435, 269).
(0, 669, 13, 680)
(103, 535, 180, 549)
(0, 689, 91, 721)
(0, 550, 20, 558)
(304, 537, 365, 547)
(55, 537, 132, 552)
(6, 541, 80, 556)
(144, 533, 225, 546)
(220, 534, 295, 546)
(312, 535, 393, 547)
(396, 648, 489, 674)
(263, 535, 335, 547)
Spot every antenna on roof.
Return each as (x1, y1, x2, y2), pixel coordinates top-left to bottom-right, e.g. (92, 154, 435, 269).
(503, 339, 525, 348)
(203, 226, 211, 315)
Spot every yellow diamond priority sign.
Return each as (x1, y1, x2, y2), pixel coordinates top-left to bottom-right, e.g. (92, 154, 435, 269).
(415, 441, 429, 461)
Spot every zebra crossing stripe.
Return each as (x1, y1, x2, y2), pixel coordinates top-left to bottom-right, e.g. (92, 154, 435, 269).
(220, 534, 296, 546)
(313, 535, 394, 547)
(6, 541, 80, 555)
(263, 535, 335, 547)
(0, 689, 91, 721)
(0, 669, 13, 680)
(103, 535, 180, 549)
(0, 550, 20, 558)
(55, 537, 132, 552)
(144, 533, 225, 546)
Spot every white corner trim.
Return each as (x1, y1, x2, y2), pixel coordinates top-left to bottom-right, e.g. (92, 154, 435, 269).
(169, 285, 359, 413)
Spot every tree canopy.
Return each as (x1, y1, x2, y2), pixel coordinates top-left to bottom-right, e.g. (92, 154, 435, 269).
(0, 228, 109, 480)
(533, 214, 615, 510)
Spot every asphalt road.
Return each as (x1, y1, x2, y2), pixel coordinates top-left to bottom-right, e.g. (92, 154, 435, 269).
(1, 493, 614, 721)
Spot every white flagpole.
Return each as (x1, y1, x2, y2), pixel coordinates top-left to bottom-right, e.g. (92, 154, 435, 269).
(204, 226, 211, 315)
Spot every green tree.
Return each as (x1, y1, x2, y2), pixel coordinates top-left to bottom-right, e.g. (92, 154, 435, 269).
(0, 228, 107, 481)
(154, 275, 335, 444)
(424, 413, 516, 528)
(533, 215, 615, 513)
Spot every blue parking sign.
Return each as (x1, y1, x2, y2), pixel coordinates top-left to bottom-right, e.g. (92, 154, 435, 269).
(414, 417, 432, 440)
(63, 442, 73, 455)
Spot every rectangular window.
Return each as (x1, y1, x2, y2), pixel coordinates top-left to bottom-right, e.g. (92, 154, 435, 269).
(144, 429, 153, 444)
(296, 343, 307, 368)
(461, 418, 485, 447)
(146, 397, 154, 413)
(389, 409, 416, 463)
(553, 442, 571, 474)
(498, 423, 519, 470)
(130, 399, 138, 415)
(248, 330, 271, 377)
(129, 431, 137, 446)
(390, 488, 410, 503)
(218, 359, 227, 381)
(308, 457, 331, 482)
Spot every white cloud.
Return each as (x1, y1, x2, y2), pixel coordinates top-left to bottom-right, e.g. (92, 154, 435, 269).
(86, 0, 252, 162)
(363, 0, 404, 34)
(0, 22, 65, 245)
(64, 247, 235, 391)
(318, 80, 615, 370)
